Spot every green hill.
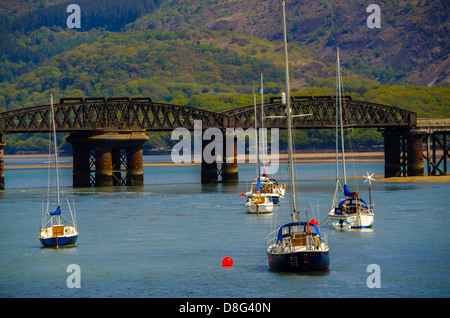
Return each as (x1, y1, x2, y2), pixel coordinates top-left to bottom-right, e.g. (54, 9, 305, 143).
(130, 0, 450, 87)
(0, 0, 448, 153)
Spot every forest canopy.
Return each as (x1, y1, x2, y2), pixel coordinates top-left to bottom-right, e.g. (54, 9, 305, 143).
(0, 9, 448, 154)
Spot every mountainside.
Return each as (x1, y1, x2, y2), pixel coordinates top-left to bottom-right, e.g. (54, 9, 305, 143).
(0, 0, 448, 154)
(131, 0, 450, 87)
(0, 0, 448, 112)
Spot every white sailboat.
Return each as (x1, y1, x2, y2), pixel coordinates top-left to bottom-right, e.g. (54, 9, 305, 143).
(245, 77, 275, 214)
(245, 171, 285, 205)
(266, 0, 330, 271)
(328, 48, 374, 229)
(244, 73, 285, 212)
(39, 94, 79, 247)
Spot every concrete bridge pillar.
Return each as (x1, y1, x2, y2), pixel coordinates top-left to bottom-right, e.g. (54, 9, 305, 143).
(384, 128, 402, 178)
(222, 133, 238, 183)
(201, 129, 218, 183)
(67, 131, 148, 187)
(384, 128, 425, 177)
(94, 147, 113, 187)
(127, 146, 144, 186)
(200, 129, 239, 183)
(406, 132, 424, 176)
(0, 133, 5, 190)
(71, 143, 91, 187)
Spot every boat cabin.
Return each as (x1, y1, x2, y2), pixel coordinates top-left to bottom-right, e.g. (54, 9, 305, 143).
(334, 197, 370, 215)
(251, 182, 274, 194)
(275, 222, 323, 250)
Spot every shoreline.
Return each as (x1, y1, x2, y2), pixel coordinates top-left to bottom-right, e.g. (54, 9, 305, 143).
(375, 175, 450, 183)
(3, 152, 449, 183)
(3, 151, 384, 168)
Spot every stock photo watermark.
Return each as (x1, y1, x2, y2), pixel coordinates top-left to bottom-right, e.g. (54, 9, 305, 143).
(63, 263, 381, 290)
(171, 120, 280, 174)
(66, 264, 81, 289)
(366, 4, 381, 29)
(366, 264, 381, 288)
(66, 4, 81, 29)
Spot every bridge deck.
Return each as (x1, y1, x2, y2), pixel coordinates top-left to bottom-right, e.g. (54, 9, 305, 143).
(415, 118, 450, 132)
(0, 96, 422, 133)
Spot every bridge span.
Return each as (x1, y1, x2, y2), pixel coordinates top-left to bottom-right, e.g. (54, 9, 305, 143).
(0, 96, 448, 189)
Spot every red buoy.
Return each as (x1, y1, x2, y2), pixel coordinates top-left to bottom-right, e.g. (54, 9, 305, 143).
(310, 219, 319, 226)
(222, 257, 233, 267)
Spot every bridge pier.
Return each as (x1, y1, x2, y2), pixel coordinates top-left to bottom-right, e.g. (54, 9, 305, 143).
(67, 131, 148, 187)
(384, 128, 403, 178)
(94, 147, 113, 187)
(71, 143, 91, 187)
(222, 133, 239, 183)
(423, 131, 449, 176)
(406, 132, 424, 176)
(0, 133, 5, 190)
(201, 129, 219, 183)
(383, 128, 425, 177)
(127, 146, 145, 186)
(200, 129, 239, 183)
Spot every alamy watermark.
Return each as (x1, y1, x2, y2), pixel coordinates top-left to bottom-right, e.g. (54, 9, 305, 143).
(366, 264, 381, 288)
(66, 264, 81, 288)
(366, 4, 381, 29)
(66, 4, 81, 29)
(171, 120, 280, 175)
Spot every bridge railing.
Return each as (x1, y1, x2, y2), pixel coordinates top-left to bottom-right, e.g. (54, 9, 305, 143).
(0, 98, 224, 133)
(0, 96, 418, 133)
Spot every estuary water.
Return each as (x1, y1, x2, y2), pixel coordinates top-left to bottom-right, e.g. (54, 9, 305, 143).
(0, 155, 449, 298)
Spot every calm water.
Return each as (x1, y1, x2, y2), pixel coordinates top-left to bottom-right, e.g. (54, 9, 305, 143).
(0, 155, 449, 298)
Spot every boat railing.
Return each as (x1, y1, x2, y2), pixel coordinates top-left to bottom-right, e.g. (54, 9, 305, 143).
(267, 228, 329, 251)
(266, 228, 279, 248)
(318, 232, 328, 249)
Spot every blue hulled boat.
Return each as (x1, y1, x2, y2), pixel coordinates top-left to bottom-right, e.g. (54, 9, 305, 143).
(267, 222, 330, 271)
(328, 48, 374, 229)
(38, 94, 79, 248)
(39, 229, 78, 247)
(266, 1, 330, 271)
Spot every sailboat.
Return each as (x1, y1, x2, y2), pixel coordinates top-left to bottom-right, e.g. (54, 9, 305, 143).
(245, 77, 275, 214)
(244, 73, 285, 212)
(266, 0, 330, 271)
(245, 169, 285, 205)
(39, 94, 79, 247)
(328, 48, 374, 229)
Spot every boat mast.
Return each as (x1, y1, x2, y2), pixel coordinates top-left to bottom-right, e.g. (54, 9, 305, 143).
(260, 72, 265, 174)
(50, 94, 61, 208)
(335, 49, 339, 185)
(282, 0, 298, 219)
(253, 82, 260, 182)
(337, 48, 347, 185)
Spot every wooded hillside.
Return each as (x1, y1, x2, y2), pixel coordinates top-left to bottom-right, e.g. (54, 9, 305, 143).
(0, 0, 448, 153)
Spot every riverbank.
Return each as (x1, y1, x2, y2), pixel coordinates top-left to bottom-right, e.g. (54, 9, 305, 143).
(3, 153, 449, 184)
(376, 175, 450, 183)
(3, 152, 384, 169)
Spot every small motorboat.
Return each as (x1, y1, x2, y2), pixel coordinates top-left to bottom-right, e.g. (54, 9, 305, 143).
(331, 220, 351, 230)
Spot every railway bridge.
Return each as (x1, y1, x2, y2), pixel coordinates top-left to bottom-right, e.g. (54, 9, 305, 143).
(0, 96, 448, 189)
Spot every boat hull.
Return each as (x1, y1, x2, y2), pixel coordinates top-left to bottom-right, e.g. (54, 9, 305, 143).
(329, 211, 374, 229)
(245, 194, 274, 214)
(267, 250, 330, 271)
(245, 192, 280, 205)
(39, 235, 78, 247)
(245, 204, 273, 214)
(331, 220, 351, 230)
(271, 196, 280, 204)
